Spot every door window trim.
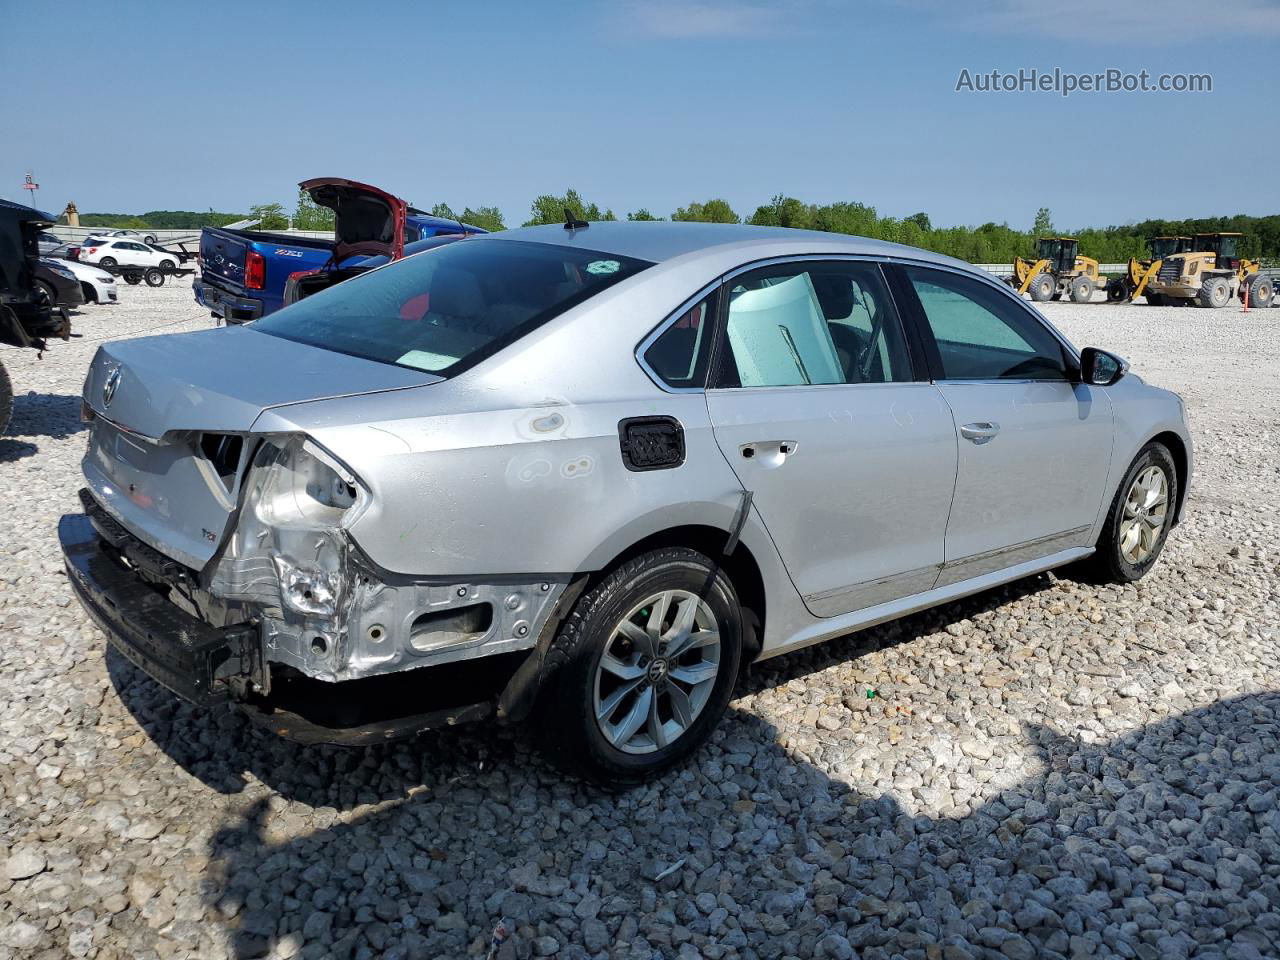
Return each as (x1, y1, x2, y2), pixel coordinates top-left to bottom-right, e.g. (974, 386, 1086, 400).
(884, 260, 1082, 384)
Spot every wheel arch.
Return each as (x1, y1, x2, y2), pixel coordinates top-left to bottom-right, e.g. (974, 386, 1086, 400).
(496, 523, 770, 722)
(1149, 429, 1190, 525)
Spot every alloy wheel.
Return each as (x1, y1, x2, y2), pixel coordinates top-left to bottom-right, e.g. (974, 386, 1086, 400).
(1119, 465, 1169, 564)
(592, 589, 721, 755)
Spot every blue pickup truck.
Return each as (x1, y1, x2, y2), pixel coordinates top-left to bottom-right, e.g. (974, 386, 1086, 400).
(194, 177, 484, 323)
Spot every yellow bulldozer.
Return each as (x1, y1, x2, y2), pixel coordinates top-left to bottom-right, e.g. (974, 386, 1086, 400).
(1106, 236, 1194, 303)
(1009, 237, 1107, 304)
(1140, 232, 1273, 308)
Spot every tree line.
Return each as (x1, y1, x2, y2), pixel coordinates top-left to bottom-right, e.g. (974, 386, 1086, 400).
(75, 188, 1280, 261)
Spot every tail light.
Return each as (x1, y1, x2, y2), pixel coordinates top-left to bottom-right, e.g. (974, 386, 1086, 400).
(245, 251, 266, 290)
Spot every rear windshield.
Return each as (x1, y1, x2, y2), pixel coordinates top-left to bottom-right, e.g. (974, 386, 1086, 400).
(252, 238, 652, 376)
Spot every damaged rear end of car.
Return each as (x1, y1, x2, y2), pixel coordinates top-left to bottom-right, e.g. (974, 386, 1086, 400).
(61, 328, 569, 743)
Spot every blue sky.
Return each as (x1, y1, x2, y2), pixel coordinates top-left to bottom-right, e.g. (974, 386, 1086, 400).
(2, 0, 1276, 230)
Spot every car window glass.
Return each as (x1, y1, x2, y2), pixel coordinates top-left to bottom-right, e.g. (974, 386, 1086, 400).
(715, 261, 911, 388)
(905, 267, 1068, 381)
(644, 292, 718, 389)
(253, 239, 652, 377)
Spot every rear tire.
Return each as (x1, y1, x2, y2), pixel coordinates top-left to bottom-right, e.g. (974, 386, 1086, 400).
(1106, 279, 1129, 302)
(1197, 276, 1230, 308)
(536, 548, 742, 786)
(0, 360, 12, 435)
(99, 256, 117, 269)
(1029, 273, 1056, 302)
(1070, 276, 1094, 303)
(1081, 442, 1177, 584)
(144, 234, 157, 245)
(1246, 273, 1273, 309)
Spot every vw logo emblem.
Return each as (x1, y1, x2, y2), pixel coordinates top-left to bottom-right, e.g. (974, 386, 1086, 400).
(103, 368, 122, 407)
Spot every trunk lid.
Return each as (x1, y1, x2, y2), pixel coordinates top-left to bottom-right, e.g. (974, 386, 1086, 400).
(81, 326, 440, 569)
(300, 177, 407, 264)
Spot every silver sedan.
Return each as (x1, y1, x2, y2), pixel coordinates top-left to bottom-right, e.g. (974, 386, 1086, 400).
(62, 222, 1191, 783)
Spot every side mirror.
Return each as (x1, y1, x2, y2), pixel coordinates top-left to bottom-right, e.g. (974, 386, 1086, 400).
(1079, 347, 1127, 386)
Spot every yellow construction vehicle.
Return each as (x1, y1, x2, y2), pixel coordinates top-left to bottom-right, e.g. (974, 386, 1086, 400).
(1141, 232, 1273, 308)
(1008, 237, 1107, 304)
(1106, 236, 1194, 304)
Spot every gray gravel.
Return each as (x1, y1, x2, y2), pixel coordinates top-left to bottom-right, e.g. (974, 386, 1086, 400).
(1, 281, 1278, 960)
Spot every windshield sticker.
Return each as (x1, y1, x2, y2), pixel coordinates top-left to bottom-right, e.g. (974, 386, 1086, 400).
(396, 349, 457, 372)
(585, 259, 621, 275)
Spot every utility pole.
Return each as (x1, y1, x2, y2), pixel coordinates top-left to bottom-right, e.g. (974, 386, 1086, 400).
(22, 170, 39, 206)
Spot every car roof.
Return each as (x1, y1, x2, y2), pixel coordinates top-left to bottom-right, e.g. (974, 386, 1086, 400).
(475, 220, 969, 270)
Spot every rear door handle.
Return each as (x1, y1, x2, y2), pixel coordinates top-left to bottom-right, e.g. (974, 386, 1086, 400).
(740, 440, 798, 464)
(960, 421, 1001, 444)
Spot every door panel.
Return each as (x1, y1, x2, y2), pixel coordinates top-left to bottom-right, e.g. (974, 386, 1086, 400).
(934, 380, 1114, 581)
(707, 384, 957, 616)
(893, 263, 1117, 580)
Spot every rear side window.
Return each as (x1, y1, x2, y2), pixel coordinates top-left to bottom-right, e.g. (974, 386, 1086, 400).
(714, 261, 913, 388)
(904, 266, 1069, 381)
(643, 292, 718, 389)
(254, 239, 651, 376)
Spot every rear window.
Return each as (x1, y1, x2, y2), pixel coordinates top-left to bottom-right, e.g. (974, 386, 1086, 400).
(253, 239, 652, 376)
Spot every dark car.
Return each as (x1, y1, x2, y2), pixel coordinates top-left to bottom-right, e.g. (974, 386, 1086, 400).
(35, 258, 86, 310)
(0, 199, 73, 431)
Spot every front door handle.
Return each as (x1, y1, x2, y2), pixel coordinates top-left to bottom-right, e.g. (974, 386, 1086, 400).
(960, 421, 1001, 444)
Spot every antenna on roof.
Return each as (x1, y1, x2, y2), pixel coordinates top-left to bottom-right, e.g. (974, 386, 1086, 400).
(563, 208, 589, 231)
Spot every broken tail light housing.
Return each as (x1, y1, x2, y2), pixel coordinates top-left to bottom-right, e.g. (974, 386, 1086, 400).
(245, 251, 266, 290)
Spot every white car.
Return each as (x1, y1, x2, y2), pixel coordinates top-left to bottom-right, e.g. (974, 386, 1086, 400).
(52, 257, 118, 304)
(78, 238, 178, 271)
(106, 228, 159, 244)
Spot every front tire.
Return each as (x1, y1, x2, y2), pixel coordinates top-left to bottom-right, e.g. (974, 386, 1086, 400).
(1197, 276, 1230, 308)
(33, 280, 57, 308)
(159, 259, 176, 272)
(81, 282, 98, 304)
(1029, 273, 1056, 302)
(537, 548, 742, 785)
(1085, 442, 1177, 583)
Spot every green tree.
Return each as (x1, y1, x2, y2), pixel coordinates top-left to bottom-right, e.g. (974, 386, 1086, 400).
(430, 202, 458, 220)
(905, 212, 931, 232)
(1033, 207, 1053, 238)
(460, 206, 505, 232)
(748, 195, 813, 229)
(670, 199, 739, 223)
(249, 203, 288, 231)
(627, 208, 662, 221)
(293, 190, 335, 231)
(524, 189, 615, 226)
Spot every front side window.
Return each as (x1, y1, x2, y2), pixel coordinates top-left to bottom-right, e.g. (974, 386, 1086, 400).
(253, 239, 651, 376)
(714, 261, 912, 388)
(904, 266, 1069, 381)
(643, 292, 718, 389)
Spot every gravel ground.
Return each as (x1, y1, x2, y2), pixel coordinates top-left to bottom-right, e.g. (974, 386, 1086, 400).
(1, 279, 1277, 960)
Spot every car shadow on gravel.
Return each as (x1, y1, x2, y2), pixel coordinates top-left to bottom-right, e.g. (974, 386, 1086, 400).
(104, 573, 1058, 807)
(3, 392, 87, 441)
(185, 688, 1280, 959)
